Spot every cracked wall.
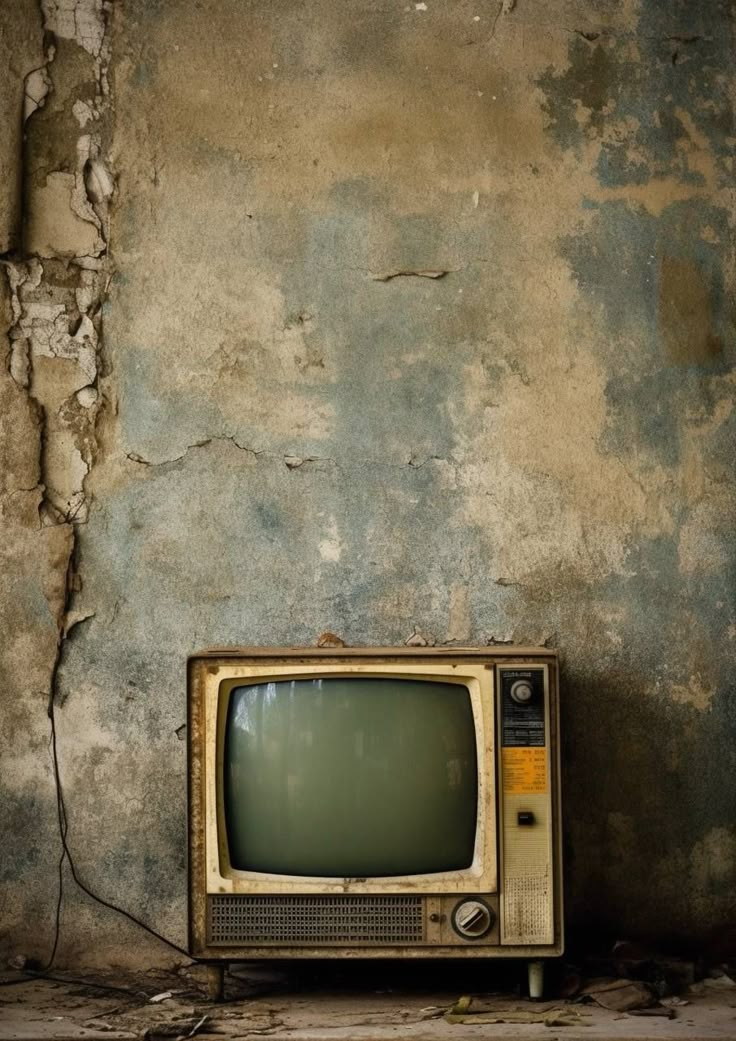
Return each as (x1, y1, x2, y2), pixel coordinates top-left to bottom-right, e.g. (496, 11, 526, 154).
(1, 0, 114, 963)
(1, 0, 734, 967)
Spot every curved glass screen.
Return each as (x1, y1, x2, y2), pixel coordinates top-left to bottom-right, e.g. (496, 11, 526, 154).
(223, 677, 478, 877)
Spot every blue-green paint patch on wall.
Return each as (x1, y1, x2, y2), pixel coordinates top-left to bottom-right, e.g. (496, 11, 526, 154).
(538, 4, 733, 189)
(560, 199, 732, 350)
(558, 197, 733, 470)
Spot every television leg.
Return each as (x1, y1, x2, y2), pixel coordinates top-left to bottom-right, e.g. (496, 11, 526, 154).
(206, 963, 225, 1002)
(527, 960, 544, 1001)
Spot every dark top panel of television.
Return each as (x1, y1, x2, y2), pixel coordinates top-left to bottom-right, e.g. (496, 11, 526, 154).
(190, 645, 557, 660)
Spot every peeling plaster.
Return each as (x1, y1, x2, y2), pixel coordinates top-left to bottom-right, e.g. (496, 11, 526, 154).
(41, 0, 107, 58)
(26, 172, 100, 258)
(5, 257, 109, 522)
(1, 0, 113, 969)
(405, 630, 437, 647)
(5, 0, 113, 528)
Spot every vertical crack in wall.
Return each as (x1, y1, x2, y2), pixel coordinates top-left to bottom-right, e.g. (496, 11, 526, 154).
(2, 0, 113, 729)
(0, 0, 113, 964)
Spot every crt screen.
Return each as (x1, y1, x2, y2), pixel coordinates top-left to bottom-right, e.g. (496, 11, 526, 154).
(223, 677, 478, 877)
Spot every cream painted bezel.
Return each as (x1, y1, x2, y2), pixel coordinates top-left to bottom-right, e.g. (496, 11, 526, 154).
(203, 662, 497, 896)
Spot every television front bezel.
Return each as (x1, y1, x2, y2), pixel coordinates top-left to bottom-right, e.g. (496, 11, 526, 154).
(204, 661, 498, 895)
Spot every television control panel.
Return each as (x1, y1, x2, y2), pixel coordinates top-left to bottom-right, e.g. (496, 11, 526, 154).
(498, 665, 555, 946)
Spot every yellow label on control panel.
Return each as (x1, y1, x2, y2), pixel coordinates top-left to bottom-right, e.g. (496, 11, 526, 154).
(502, 747, 548, 794)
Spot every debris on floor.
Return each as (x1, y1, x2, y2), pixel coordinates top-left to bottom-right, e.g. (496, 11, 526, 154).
(609, 940, 697, 995)
(703, 972, 736, 990)
(2, 954, 736, 1041)
(579, 978, 656, 1012)
(445, 995, 587, 1026)
(144, 1013, 208, 1039)
(661, 995, 689, 1007)
(624, 1007, 677, 1019)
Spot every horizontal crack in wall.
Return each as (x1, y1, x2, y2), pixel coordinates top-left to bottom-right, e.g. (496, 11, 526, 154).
(123, 438, 458, 475)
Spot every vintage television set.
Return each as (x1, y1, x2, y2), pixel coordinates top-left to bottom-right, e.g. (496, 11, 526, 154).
(188, 647, 562, 998)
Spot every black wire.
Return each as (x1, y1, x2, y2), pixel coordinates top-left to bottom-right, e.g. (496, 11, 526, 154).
(48, 844, 65, 968)
(1, 702, 75, 986)
(45, 708, 69, 972)
(34, 694, 194, 970)
(0, 972, 147, 996)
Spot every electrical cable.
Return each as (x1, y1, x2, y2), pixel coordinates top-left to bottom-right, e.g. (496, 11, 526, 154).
(53, 695, 192, 955)
(0, 972, 148, 996)
(1, 695, 195, 987)
(44, 707, 70, 973)
(47, 693, 194, 960)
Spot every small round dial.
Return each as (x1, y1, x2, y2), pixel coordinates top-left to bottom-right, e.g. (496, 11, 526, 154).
(451, 898, 495, 939)
(510, 680, 534, 704)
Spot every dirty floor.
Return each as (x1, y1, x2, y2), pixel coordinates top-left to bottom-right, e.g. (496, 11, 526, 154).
(2, 962, 736, 1041)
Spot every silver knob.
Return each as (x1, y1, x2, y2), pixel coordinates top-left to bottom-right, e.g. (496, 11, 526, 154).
(452, 899, 494, 939)
(510, 680, 533, 704)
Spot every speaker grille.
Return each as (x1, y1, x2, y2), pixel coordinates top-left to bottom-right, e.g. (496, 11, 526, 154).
(502, 875, 551, 944)
(208, 894, 425, 945)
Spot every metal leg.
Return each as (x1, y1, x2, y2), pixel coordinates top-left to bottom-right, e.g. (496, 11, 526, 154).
(206, 963, 225, 1002)
(528, 959, 544, 1001)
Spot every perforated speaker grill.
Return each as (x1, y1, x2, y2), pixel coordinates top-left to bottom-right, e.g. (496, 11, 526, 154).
(208, 894, 425, 945)
(502, 875, 551, 945)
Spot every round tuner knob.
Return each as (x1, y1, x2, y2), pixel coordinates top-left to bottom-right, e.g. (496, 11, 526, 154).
(451, 898, 495, 940)
(510, 680, 534, 704)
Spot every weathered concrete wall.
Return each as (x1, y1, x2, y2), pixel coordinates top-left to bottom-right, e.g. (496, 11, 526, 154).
(1, 0, 734, 967)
